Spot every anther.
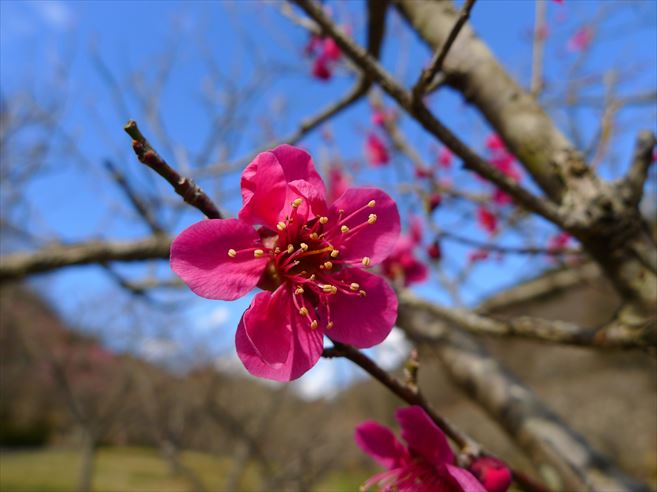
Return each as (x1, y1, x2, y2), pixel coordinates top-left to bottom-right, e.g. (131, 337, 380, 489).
(274, 247, 281, 254)
(330, 249, 340, 258)
(254, 249, 264, 257)
(319, 216, 328, 224)
(340, 225, 350, 233)
(291, 198, 303, 208)
(228, 249, 237, 258)
(321, 284, 337, 294)
(309, 232, 319, 240)
(338, 209, 345, 215)
(287, 244, 294, 254)
(327, 321, 334, 330)
(362, 256, 371, 266)
(298, 307, 309, 316)
(323, 261, 333, 270)
(277, 221, 287, 231)
(295, 287, 304, 295)
(300, 243, 309, 251)
(359, 290, 367, 297)
(350, 283, 360, 291)
(367, 200, 376, 208)
(310, 320, 318, 330)
(368, 213, 377, 224)
(309, 274, 316, 280)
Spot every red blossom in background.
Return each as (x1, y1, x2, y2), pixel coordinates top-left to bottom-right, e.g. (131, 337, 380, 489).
(428, 193, 443, 212)
(485, 134, 521, 206)
(365, 133, 390, 166)
(547, 231, 571, 253)
(306, 33, 342, 81)
(381, 217, 428, 287)
(327, 165, 351, 204)
(568, 26, 593, 52)
(312, 56, 332, 80)
(469, 457, 512, 492)
(427, 241, 442, 261)
(476, 206, 498, 235)
(171, 145, 400, 381)
(438, 147, 453, 169)
(355, 406, 488, 492)
(468, 249, 490, 264)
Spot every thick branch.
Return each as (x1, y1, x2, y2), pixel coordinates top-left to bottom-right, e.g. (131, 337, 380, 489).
(619, 130, 657, 207)
(124, 120, 222, 219)
(400, 290, 657, 350)
(0, 237, 171, 282)
(290, 0, 564, 227)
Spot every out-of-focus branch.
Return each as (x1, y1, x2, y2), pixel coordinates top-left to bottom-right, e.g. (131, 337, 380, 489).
(400, 290, 657, 350)
(290, 0, 564, 228)
(124, 120, 222, 219)
(530, 0, 546, 97)
(0, 237, 170, 282)
(619, 130, 657, 207)
(412, 0, 476, 99)
(103, 160, 164, 234)
(397, 307, 652, 492)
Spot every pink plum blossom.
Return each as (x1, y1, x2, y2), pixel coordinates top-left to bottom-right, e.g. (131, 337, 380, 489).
(476, 206, 498, 235)
(306, 33, 342, 81)
(468, 249, 490, 264)
(171, 145, 400, 381)
(327, 165, 351, 204)
(568, 26, 593, 52)
(469, 457, 512, 492)
(381, 218, 428, 287)
(355, 406, 488, 492)
(547, 231, 571, 253)
(366, 133, 390, 167)
(372, 110, 387, 127)
(438, 147, 453, 168)
(427, 241, 442, 261)
(428, 193, 443, 212)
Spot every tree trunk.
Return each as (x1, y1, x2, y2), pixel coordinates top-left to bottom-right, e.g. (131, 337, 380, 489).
(77, 430, 97, 492)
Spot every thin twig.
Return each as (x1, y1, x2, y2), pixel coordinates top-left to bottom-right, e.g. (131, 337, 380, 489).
(530, 0, 546, 97)
(124, 120, 222, 219)
(412, 0, 476, 99)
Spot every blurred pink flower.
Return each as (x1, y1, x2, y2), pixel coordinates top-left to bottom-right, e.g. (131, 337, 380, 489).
(547, 231, 571, 253)
(327, 165, 350, 204)
(468, 249, 490, 264)
(171, 145, 400, 381)
(469, 457, 512, 492)
(476, 206, 498, 235)
(306, 34, 342, 81)
(427, 241, 442, 261)
(366, 133, 390, 166)
(322, 37, 341, 61)
(428, 193, 443, 212)
(372, 110, 387, 127)
(381, 218, 427, 287)
(312, 55, 332, 80)
(438, 147, 453, 168)
(568, 26, 593, 52)
(355, 406, 487, 492)
(492, 188, 513, 206)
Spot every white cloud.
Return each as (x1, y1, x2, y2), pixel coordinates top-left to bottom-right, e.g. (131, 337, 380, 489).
(31, 1, 74, 30)
(139, 338, 179, 362)
(372, 327, 411, 371)
(292, 358, 342, 400)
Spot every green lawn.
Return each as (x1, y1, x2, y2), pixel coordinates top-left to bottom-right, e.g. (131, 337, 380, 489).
(0, 447, 364, 492)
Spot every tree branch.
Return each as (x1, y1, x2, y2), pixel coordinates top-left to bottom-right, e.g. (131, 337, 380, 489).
(412, 0, 477, 99)
(289, 0, 565, 228)
(0, 236, 171, 282)
(400, 290, 657, 350)
(124, 120, 222, 219)
(619, 130, 657, 207)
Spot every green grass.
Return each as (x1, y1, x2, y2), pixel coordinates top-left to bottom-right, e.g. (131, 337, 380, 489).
(0, 447, 363, 492)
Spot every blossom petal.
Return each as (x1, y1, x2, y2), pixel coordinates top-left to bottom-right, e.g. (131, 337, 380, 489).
(271, 144, 326, 198)
(235, 285, 324, 381)
(395, 406, 454, 468)
(327, 187, 400, 266)
(444, 464, 488, 492)
(325, 268, 397, 348)
(237, 289, 292, 366)
(170, 219, 266, 301)
(239, 151, 287, 229)
(354, 421, 409, 470)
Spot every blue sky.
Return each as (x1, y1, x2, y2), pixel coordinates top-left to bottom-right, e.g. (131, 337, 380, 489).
(2, 0, 656, 396)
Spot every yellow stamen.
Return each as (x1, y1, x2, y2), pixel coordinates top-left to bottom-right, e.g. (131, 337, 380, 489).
(287, 244, 294, 254)
(300, 243, 309, 251)
(362, 256, 371, 266)
(254, 249, 264, 257)
(274, 247, 281, 254)
(323, 261, 333, 270)
(295, 287, 304, 295)
(319, 216, 329, 224)
(309, 232, 319, 240)
(310, 320, 318, 330)
(330, 249, 340, 258)
(228, 249, 237, 258)
(367, 200, 376, 208)
(292, 198, 303, 208)
(350, 283, 360, 291)
(327, 321, 334, 330)
(277, 221, 287, 231)
(298, 307, 309, 316)
(340, 225, 350, 233)
(368, 213, 377, 224)
(359, 290, 367, 297)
